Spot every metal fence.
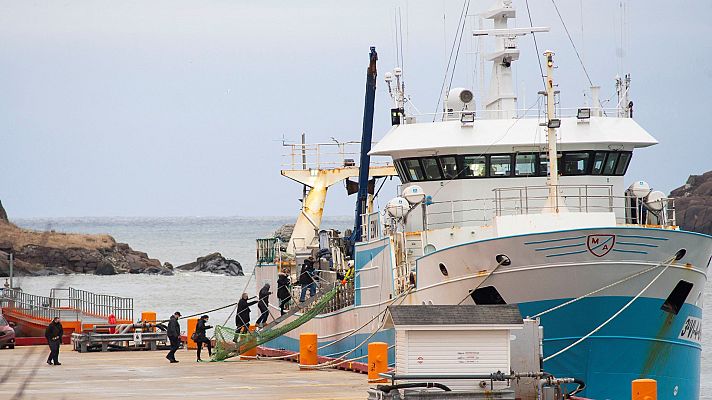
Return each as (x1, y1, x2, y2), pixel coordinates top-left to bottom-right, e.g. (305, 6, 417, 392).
(0, 288, 77, 321)
(62, 287, 134, 321)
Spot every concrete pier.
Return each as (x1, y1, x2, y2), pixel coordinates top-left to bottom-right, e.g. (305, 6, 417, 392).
(0, 345, 370, 399)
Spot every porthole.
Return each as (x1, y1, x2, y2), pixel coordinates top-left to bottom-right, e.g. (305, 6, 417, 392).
(439, 263, 449, 276)
(675, 249, 686, 261)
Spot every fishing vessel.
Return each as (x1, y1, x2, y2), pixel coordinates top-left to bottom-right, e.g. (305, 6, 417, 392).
(252, 2, 712, 398)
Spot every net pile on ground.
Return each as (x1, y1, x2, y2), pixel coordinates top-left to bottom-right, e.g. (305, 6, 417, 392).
(212, 285, 339, 361)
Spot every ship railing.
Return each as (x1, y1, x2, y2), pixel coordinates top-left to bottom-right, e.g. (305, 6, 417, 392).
(0, 288, 78, 321)
(425, 184, 676, 229)
(406, 107, 624, 123)
(281, 141, 391, 171)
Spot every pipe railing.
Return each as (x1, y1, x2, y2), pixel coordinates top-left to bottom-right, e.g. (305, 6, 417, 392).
(0, 288, 78, 321)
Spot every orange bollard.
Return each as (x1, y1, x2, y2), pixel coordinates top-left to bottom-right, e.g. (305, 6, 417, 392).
(187, 318, 198, 350)
(299, 332, 318, 369)
(240, 325, 258, 359)
(632, 379, 657, 400)
(141, 311, 157, 332)
(368, 342, 389, 383)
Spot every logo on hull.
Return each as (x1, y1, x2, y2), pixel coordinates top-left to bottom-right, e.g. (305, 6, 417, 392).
(587, 235, 616, 257)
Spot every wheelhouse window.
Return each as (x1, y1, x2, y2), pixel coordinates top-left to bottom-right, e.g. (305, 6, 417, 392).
(562, 152, 591, 175)
(394, 150, 632, 182)
(490, 154, 512, 177)
(515, 154, 537, 176)
(421, 158, 442, 180)
(462, 155, 486, 178)
(602, 152, 619, 175)
(439, 156, 459, 179)
(403, 159, 425, 181)
(592, 152, 607, 175)
(615, 152, 632, 175)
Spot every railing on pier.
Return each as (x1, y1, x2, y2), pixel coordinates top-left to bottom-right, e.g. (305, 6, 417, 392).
(425, 184, 676, 229)
(0, 288, 77, 322)
(60, 287, 134, 321)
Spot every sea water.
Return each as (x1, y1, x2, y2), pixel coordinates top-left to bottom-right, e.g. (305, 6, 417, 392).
(8, 216, 712, 397)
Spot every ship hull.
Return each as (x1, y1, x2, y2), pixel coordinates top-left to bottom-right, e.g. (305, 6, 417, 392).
(261, 227, 711, 399)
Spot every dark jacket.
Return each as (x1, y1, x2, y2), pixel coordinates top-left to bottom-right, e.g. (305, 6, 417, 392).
(45, 321, 63, 342)
(167, 315, 180, 339)
(258, 285, 272, 311)
(277, 274, 291, 300)
(236, 298, 258, 325)
(299, 262, 316, 285)
(195, 319, 212, 341)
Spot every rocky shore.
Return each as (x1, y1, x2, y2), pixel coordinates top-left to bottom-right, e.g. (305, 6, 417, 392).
(671, 170, 712, 236)
(175, 252, 243, 276)
(0, 202, 172, 276)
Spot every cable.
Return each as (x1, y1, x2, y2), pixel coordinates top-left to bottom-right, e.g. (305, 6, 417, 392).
(446, 0, 471, 95)
(529, 257, 674, 319)
(550, 0, 593, 87)
(543, 257, 673, 362)
(433, 0, 470, 121)
(524, 0, 546, 90)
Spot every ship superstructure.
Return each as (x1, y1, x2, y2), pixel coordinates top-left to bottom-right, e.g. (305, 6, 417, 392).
(253, 1, 711, 398)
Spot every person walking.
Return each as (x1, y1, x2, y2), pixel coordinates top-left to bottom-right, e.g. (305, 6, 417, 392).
(44, 317, 63, 366)
(236, 293, 257, 334)
(194, 315, 213, 362)
(166, 311, 181, 363)
(277, 269, 291, 315)
(299, 257, 317, 302)
(256, 283, 272, 328)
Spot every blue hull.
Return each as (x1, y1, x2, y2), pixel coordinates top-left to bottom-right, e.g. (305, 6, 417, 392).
(266, 296, 700, 399)
(520, 296, 701, 400)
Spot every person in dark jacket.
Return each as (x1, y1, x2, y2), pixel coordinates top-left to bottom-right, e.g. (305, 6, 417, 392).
(256, 283, 272, 327)
(299, 257, 317, 302)
(44, 317, 63, 366)
(194, 315, 213, 362)
(166, 311, 181, 363)
(236, 293, 257, 334)
(277, 269, 291, 315)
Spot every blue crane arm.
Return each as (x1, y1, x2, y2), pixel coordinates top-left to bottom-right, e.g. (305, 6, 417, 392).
(350, 46, 378, 246)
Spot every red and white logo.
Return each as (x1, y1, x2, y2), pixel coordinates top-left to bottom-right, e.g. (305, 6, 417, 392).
(587, 235, 615, 257)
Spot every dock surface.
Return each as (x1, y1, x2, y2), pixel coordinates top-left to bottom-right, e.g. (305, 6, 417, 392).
(1, 345, 370, 399)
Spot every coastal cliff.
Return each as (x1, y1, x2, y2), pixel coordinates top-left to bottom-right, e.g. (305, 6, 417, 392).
(0, 204, 172, 277)
(670, 170, 712, 236)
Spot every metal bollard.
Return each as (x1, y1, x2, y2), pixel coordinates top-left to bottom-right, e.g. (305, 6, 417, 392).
(141, 311, 156, 332)
(632, 379, 657, 400)
(187, 318, 198, 350)
(299, 332, 318, 369)
(240, 325, 258, 359)
(368, 342, 388, 383)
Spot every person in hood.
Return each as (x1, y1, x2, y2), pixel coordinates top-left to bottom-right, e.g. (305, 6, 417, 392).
(44, 317, 63, 366)
(256, 283, 272, 327)
(299, 257, 318, 302)
(166, 311, 181, 363)
(236, 293, 257, 334)
(277, 269, 291, 315)
(194, 315, 213, 362)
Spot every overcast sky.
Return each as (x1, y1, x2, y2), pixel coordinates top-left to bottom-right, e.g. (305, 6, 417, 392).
(0, 0, 710, 218)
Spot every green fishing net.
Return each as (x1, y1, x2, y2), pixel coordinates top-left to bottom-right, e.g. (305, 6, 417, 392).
(212, 285, 339, 361)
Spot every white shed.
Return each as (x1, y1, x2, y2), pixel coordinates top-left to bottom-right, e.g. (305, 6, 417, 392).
(385, 304, 523, 392)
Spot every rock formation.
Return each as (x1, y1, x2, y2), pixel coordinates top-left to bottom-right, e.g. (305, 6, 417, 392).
(176, 252, 243, 276)
(670, 171, 712, 236)
(0, 203, 172, 276)
(0, 200, 8, 223)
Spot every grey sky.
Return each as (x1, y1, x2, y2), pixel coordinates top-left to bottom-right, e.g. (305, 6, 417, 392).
(1, 1, 710, 218)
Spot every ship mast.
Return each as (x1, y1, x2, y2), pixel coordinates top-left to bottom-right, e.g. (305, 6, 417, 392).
(544, 50, 562, 213)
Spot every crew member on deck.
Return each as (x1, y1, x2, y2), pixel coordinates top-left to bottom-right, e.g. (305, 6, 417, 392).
(256, 283, 272, 327)
(194, 315, 213, 362)
(166, 311, 181, 363)
(277, 269, 291, 315)
(45, 316, 63, 366)
(236, 293, 257, 334)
